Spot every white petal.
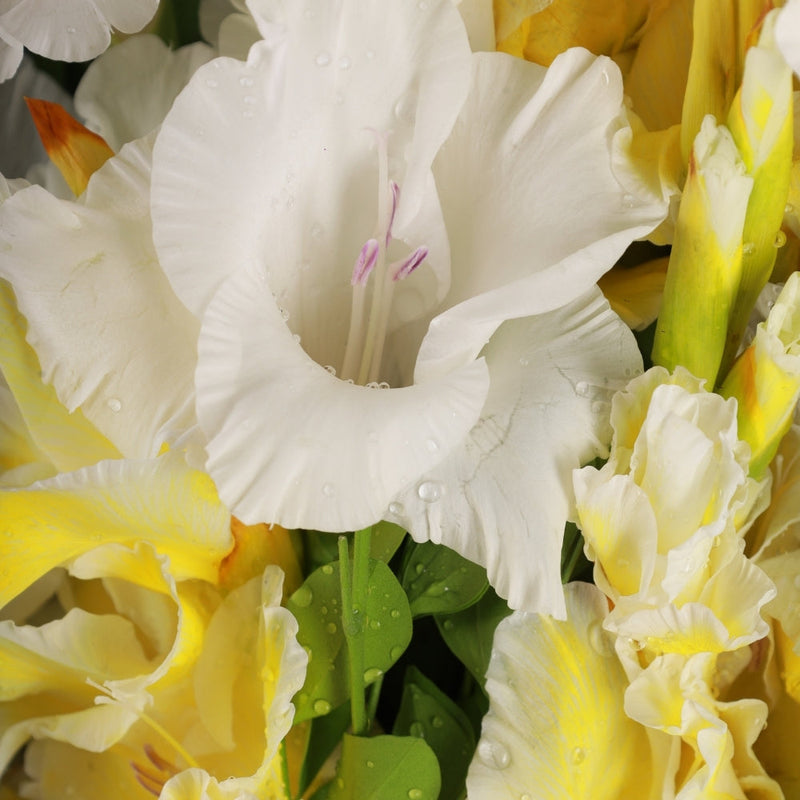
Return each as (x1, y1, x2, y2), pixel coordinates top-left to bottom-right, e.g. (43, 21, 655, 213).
(0, 0, 158, 63)
(776, 0, 800, 77)
(415, 48, 667, 382)
(0, 27, 23, 84)
(74, 35, 214, 152)
(390, 289, 642, 615)
(467, 582, 659, 800)
(0, 137, 199, 458)
(152, 0, 472, 318)
(196, 263, 490, 530)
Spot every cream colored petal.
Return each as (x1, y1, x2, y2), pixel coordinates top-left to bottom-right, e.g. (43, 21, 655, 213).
(466, 582, 658, 799)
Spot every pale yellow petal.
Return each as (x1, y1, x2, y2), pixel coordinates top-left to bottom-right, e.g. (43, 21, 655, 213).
(0, 453, 233, 608)
(466, 582, 659, 799)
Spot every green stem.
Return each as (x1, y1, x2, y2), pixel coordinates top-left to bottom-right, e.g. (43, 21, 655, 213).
(366, 673, 384, 729)
(339, 528, 373, 736)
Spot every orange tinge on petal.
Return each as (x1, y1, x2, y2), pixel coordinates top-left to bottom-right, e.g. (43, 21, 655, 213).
(25, 97, 114, 195)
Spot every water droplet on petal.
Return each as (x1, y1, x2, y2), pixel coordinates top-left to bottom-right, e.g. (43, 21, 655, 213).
(326, 622, 337, 634)
(774, 230, 787, 248)
(390, 645, 404, 660)
(571, 746, 586, 765)
(338, 56, 351, 69)
(409, 721, 425, 738)
(477, 739, 511, 770)
(621, 193, 635, 208)
(292, 586, 313, 608)
(417, 481, 443, 502)
(315, 51, 332, 67)
(313, 699, 332, 715)
(311, 223, 324, 238)
(239, 76, 254, 87)
(785, 203, 794, 215)
(67, 26, 77, 34)
(743, 241, 756, 255)
(322, 564, 334, 575)
(322, 483, 336, 497)
(425, 439, 439, 452)
(518, 357, 529, 366)
(107, 397, 122, 413)
(280, 307, 290, 321)
(575, 381, 589, 396)
(324, 364, 337, 376)
(205, 78, 219, 88)
(390, 609, 401, 619)
(388, 501, 403, 516)
(431, 716, 444, 728)
(408, 790, 423, 800)
(363, 667, 383, 682)
(600, 69, 610, 86)
(366, 49, 375, 59)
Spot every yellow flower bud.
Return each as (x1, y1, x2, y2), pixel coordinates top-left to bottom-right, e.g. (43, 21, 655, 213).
(652, 116, 753, 385)
(721, 271, 800, 478)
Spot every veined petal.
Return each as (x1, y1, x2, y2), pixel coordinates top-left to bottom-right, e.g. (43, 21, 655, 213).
(74, 35, 214, 152)
(196, 263, 490, 530)
(0, 453, 233, 608)
(416, 48, 666, 382)
(0, 136, 199, 459)
(152, 0, 472, 319)
(391, 289, 642, 615)
(466, 582, 658, 800)
(0, 0, 158, 63)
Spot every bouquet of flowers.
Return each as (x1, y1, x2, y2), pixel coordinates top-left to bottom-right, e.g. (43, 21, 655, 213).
(1, 0, 799, 797)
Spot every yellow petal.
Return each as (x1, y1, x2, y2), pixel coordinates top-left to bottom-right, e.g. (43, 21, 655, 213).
(0, 453, 233, 608)
(466, 582, 660, 799)
(496, 0, 650, 68)
(0, 280, 119, 476)
(25, 98, 114, 196)
(493, 0, 554, 45)
(598, 257, 668, 330)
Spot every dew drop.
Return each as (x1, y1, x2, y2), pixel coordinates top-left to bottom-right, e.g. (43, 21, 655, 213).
(442, 619, 454, 631)
(205, 78, 219, 88)
(67, 26, 77, 33)
(409, 721, 425, 738)
(242, 109, 255, 118)
(425, 439, 439, 452)
(315, 51, 332, 67)
(622, 193, 635, 208)
(322, 483, 336, 497)
(324, 364, 337, 376)
(243, 95, 257, 105)
(785, 203, 794, 215)
(338, 56, 352, 70)
(292, 333, 301, 343)
(311, 223, 324, 238)
(107, 397, 122, 413)
(378, 381, 390, 389)
(366, 49, 375, 59)
(417, 480, 443, 503)
(774, 230, 787, 248)
(363, 667, 383, 682)
(326, 622, 338, 634)
(575, 380, 589, 396)
(626, 637, 645, 652)
(591, 400, 605, 414)
(600, 69, 610, 86)
(408, 791, 423, 800)
(366, 381, 380, 389)
(431, 716, 444, 728)
(588, 621, 614, 658)
(239, 76, 254, 87)
(521, 795, 532, 800)
(369, 619, 381, 630)
(571, 746, 586, 765)
(414, 563, 425, 575)
(292, 585, 313, 608)
(742, 241, 756, 255)
(390, 609, 401, 618)
(390, 645, 404, 660)
(518, 357, 529, 366)
(394, 92, 417, 123)
(388, 501, 403, 515)
(322, 564, 334, 575)
(280, 307, 290, 321)
(477, 739, 511, 770)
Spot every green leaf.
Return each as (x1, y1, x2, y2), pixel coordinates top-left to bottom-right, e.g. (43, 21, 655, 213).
(435, 588, 511, 686)
(393, 667, 476, 800)
(370, 521, 407, 563)
(288, 559, 412, 723)
(400, 541, 488, 618)
(323, 734, 441, 800)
